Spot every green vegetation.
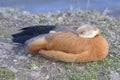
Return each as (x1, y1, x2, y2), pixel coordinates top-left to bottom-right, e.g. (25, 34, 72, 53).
(0, 25, 4, 35)
(0, 68, 15, 80)
(28, 61, 41, 70)
(62, 54, 120, 80)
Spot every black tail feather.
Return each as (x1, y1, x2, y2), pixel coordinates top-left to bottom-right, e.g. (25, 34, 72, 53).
(12, 35, 35, 44)
(12, 25, 56, 44)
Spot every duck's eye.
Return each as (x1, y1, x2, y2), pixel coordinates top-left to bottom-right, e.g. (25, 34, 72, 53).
(80, 31, 85, 34)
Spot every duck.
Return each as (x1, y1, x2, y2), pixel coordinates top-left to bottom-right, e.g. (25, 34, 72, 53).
(12, 24, 109, 62)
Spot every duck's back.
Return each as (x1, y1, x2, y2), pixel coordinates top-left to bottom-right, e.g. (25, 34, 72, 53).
(46, 32, 90, 54)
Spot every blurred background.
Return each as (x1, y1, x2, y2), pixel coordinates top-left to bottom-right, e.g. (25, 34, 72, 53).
(0, 0, 120, 17)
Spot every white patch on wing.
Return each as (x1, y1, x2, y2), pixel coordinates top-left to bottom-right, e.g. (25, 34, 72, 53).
(49, 30, 56, 33)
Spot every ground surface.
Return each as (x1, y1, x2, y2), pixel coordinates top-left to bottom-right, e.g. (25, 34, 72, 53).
(0, 8, 120, 80)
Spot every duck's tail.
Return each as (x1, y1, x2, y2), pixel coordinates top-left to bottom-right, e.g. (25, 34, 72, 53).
(12, 25, 56, 44)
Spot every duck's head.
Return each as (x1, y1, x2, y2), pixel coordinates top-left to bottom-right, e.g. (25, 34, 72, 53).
(76, 24, 99, 38)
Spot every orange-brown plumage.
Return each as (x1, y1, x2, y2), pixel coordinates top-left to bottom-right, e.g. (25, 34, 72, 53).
(26, 25, 109, 62)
